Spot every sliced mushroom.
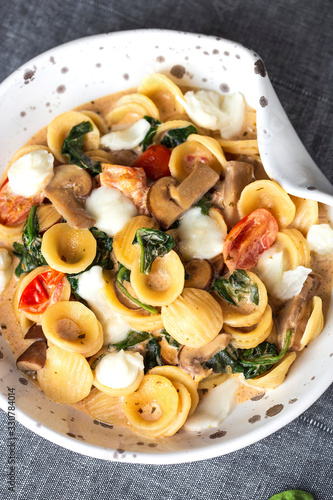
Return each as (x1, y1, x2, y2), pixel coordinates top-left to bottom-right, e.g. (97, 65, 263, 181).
(184, 259, 214, 290)
(43, 164, 96, 229)
(169, 162, 219, 211)
(24, 324, 46, 341)
(147, 176, 185, 229)
(110, 149, 138, 166)
(209, 253, 225, 276)
(276, 273, 321, 351)
(178, 333, 231, 379)
(16, 341, 47, 374)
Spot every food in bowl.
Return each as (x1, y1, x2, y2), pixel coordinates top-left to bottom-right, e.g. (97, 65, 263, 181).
(0, 72, 332, 438)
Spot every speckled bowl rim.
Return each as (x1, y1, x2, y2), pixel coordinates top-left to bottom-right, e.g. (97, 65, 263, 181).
(0, 29, 332, 464)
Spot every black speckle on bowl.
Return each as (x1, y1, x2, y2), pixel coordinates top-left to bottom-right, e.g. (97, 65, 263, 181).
(254, 59, 267, 77)
(209, 430, 226, 439)
(259, 96, 268, 107)
(266, 404, 284, 417)
(248, 415, 261, 424)
(170, 65, 186, 79)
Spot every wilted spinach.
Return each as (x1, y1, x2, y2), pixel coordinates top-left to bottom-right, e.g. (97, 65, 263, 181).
(133, 228, 175, 274)
(116, 264, 158, 315)
(13, 205, 47, 277)
(113, 330, 150, 351)
(144, 337, 163, 372)
(61, 121, 101, 175)
(160, 125, 197, 148)
(194, 193, 212, 215)
(141, 116, 162, 151)
(213, 269, 259, 307)
(204, 344, 244, 375)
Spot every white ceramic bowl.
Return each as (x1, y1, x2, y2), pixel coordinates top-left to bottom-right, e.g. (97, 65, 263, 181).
(0, 29, 332, 464)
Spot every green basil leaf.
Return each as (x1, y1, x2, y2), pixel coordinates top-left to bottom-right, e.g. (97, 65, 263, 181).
(268, 490, 314, 500)
(112, 330, 150, 351)
(61, 121, 101, 175)
(204, 344, 244, 374)
(213, 269, 259, 307)
(141, 116, 162, 151)
(116, 264, 158, 315)
(161, 125, 197, 148)
(133, 228, 175, 275)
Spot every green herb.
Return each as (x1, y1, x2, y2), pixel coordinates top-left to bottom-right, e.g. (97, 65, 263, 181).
(116, 264, 158, 315)
(141, 116, 162, 151)
(268, 490, 314, 500)
(144, 337, 163, 372)
(240, 330, 292, 367)
(159, 329, 181, 348)
(204, 344, 244, 375)
(66, 275, 87, 304)
(213, 269, 259, 307)
(13, 205, 47, 277)
(88, 227, 113, 271)
(161, 125, 197, 148)
(61, 121, 101, 175)
(194, 193, 212, 215)
(133, 228, 175, 275)
(112, 330, 150, 351)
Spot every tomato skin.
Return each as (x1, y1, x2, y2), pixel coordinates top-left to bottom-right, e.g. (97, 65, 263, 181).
(0, 178, 44, 226)
(19, 267, 65, 314)
(132, 145, 171, 180)
(223, 208, 279, 272)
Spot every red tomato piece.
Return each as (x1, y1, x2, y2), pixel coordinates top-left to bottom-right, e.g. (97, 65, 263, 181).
(0, 178, 44, 226)
(131, 145, 171, 180)
(19, 267, 65, 315)
(223, 208, 279, 272)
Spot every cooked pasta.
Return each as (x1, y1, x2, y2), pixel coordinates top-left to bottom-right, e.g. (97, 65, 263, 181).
(0, 72, 331, 441)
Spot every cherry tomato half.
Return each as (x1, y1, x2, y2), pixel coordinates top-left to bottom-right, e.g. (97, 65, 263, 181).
(0, 178, 44, 226)
(132, 145, 171, 180)
(18, 267, 65, 315)
(223, 208, 279, 272)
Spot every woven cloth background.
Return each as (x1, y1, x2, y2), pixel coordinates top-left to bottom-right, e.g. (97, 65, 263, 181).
(0, 1, 332, 499)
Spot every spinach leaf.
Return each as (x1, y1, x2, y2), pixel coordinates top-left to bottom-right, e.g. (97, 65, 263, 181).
(213, 269, 259, 307)
(13, 205, 47, 277)
(61, 121, 101, 175)
(159, 329, 181, 348)
(116, 264, 158, 315)
(194, 193, 212, 215)
(241, 342, 279, 379)
(66, 275, 87, 304)
(144, 337, 163, 372)
(89, 227, 113, 271)
(240, 330, 292, 367)
(133, 228, 175, 275)
(112, 330, 150, 351)
(161, 125, 197, 148)
(141, 116, 162, 151)
(204, 344, 244, 375)
(268, 490, 314, 500)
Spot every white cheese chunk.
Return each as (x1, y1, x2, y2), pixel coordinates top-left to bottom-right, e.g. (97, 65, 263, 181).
(178, 90, 245, 139)
(95, 350, 144, 389)
(8, 150, 54, 197)
(274, 266, 312, 300)
(177, 207, 225, 260)
(100, 118, 150, 150)
(77, 266, 130, 344)
(307, 224, 333, 255)
(85, 186, 137, 236)
(0, 248, 12, 294)
(184, 377, 240, 431)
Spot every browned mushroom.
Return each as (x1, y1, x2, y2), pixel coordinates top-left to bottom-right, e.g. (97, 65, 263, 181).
(276, 273, 321, 351)
(147, 176, 185, 229)
(169, 162, 219, 211)
(209, 253, 225, 276)
(24, 324, 46, 341)
(178, 333, 231, 379)
(16, 341, 47, 374)
(184, 259, 214, 290)
(43, 164, 96, 229)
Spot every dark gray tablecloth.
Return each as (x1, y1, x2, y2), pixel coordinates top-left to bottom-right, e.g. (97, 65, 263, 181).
(0, 1, 332, 499)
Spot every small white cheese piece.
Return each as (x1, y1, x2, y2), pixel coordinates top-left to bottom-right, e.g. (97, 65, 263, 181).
(184, 377, 240, 431)
(100, 118, 150, 150)
(95, 350, 144, 389)
(274, 266, 312, 301)
(177, 207, 225, 260)
(0, 248, 12, 294)
(178, 90, 245, 139)
(77, 266, 130, 344)
(8, 150, 54, 197)
(307, 224, 333, 255)
(85, 186, 138, 236)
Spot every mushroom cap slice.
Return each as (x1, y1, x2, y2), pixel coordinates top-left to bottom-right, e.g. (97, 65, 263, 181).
(16, 341, 47, 374)
(184, 259, 214, 290)
(24, 324, 46, 341)
(147, 176, 184, 229)
(43, 164, 96, 229)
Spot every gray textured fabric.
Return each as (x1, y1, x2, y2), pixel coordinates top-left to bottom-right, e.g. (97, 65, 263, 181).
(0, 1, 332, 499)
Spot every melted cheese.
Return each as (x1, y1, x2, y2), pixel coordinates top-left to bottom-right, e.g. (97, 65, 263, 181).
(77, 266, 130, 344)
(178, 91, 245, 139)
(8, 150, 54, 196)
(177, 207, 225, 260)
(100, 118, 150, 150)
(85, 186, 138, 236)
(307, 224, 333, 255)
(95, 350, 144, 389)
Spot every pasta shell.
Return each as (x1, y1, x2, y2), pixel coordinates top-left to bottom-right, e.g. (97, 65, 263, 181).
(281, 228, 311, 268)
(198, 373, 229, 390)
(37, 344, 93, 404)
(217, 138, 259, 156)
(289, 196, 318, 235)
(153, 120, 194, 144)
(246, 352, 296, 390)
(80, 110, 109, 134)
(162, 382, 191, 437)
(299, 296, 324, 350)
(36, 204, 62, 232)
(224, 305, 273, 349)
(106, 93, 160, 129)
(162, 288, 223, 347)
(83, 388, 128, 427)
(47, 111, 100, 163)
(138, 73, 185, 120)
